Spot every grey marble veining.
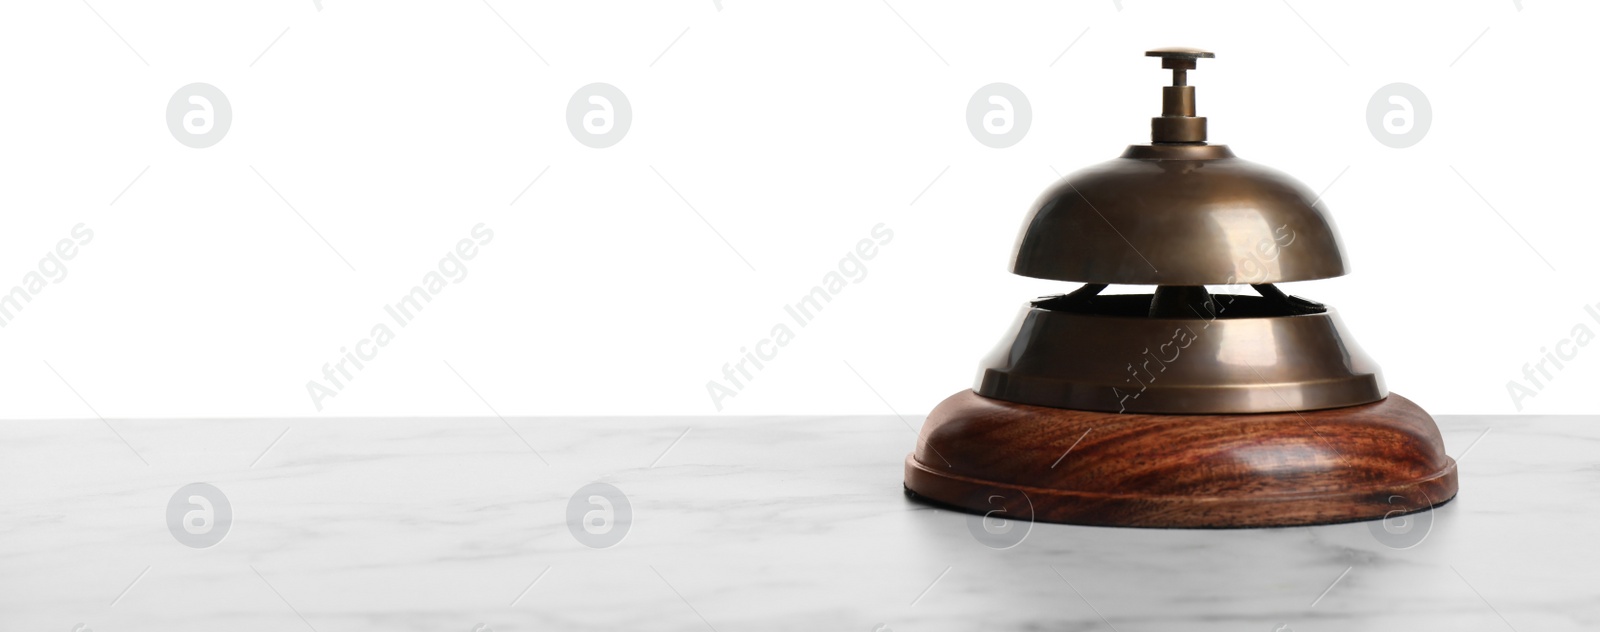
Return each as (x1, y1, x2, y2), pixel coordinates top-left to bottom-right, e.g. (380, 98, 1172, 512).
(2, 414, 1595, 631)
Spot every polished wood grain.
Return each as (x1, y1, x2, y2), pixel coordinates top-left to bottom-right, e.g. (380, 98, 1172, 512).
(904, 390, 1457, 528)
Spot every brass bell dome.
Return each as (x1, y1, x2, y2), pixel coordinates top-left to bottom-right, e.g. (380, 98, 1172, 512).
(1012, 48, 1348, 286)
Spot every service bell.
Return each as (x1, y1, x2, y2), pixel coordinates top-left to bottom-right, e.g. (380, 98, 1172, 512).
(904, 48, 1458, 528)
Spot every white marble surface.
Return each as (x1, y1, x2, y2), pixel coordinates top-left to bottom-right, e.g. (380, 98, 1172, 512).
(2, 413, 1595, 631)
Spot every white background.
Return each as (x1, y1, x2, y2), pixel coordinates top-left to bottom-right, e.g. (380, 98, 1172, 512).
(0, 0, 1593, 419)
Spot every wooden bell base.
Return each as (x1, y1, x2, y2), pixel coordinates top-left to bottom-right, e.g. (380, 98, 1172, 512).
(904, 390, 1457, 528)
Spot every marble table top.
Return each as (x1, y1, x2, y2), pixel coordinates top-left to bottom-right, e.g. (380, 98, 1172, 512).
(1, 413, 1593, 631)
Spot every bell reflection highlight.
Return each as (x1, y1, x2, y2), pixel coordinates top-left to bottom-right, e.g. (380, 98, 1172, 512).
(1211, 312, 1279, 369)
